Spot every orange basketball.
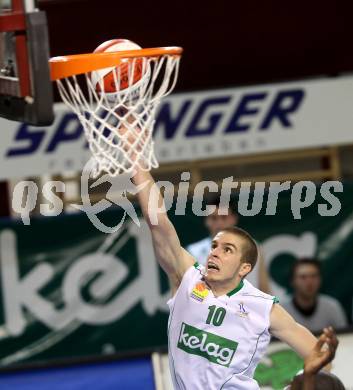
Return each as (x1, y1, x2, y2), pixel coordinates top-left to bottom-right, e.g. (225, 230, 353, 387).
(91, 39, 144, 93)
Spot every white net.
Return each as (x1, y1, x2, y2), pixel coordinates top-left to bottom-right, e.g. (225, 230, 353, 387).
(55, 54, 181, 177)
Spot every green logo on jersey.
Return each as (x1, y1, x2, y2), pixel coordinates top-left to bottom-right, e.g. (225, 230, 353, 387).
(177, 322, 238, 367)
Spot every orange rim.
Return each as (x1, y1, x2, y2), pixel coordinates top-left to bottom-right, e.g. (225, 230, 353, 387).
(49, 46, 183, 81)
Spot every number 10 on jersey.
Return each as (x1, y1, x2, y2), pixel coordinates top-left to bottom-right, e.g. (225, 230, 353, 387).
(206, 305, 226, 326)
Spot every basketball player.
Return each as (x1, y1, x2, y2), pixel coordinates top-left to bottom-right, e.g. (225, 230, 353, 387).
(132, 167, 319, 390)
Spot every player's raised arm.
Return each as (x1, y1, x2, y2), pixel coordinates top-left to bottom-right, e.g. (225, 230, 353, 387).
(133, 168, 194, 290)
(269, 303, 317, 359)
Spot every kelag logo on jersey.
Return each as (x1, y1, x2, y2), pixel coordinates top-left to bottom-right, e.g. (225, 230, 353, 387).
(177, 322, 238, 367)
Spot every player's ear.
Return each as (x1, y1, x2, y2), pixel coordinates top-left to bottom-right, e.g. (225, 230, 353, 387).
(239, 262, 251, 277)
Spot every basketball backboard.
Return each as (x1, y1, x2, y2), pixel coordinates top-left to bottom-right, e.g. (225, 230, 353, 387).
(0, 0, 53, 125)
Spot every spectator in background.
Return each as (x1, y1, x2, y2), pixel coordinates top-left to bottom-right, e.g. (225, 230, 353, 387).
(283, 259, 347, 333)
(186, 195, 271, 293)
(288, 326, 344, 390)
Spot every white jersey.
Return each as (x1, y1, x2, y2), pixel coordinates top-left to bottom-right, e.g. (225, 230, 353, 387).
(167, 263, 277, 390)
(187, 237, 259, 288)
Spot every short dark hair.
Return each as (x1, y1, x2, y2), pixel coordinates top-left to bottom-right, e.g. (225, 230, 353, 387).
(206, 194, 238, 216)
(220, 226, 258, 271)
(290, 371, 345, 390)
(291, 258, 321, 280)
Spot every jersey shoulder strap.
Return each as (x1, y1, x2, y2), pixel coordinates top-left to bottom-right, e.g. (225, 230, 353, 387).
(241, 279, 279, 303)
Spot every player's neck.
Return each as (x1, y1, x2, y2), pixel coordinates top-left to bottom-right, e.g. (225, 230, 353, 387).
(206, 277, 243, 298)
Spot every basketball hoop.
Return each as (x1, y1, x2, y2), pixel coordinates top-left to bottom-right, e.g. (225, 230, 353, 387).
(49, 46, 183, 177)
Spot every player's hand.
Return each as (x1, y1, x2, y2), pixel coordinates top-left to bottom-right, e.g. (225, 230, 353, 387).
(116, 116, 148, 169)
(303, 327, 338, 375)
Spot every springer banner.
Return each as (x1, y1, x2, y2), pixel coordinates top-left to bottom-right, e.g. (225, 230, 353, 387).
(2, 75, 353, 179)
(0, 184, 353, 369)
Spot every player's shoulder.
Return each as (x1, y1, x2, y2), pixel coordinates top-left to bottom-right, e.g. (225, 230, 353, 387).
(167, 262, 204, 307)
(192, 261, 206, 275)
(180, 261, 205, 284)
(239, 279, 278, 303)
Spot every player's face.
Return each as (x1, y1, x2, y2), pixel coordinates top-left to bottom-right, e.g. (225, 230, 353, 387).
(292, 264, 321, 298)
(205, 231, 251, 284)
(205, 207, 238, 237)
